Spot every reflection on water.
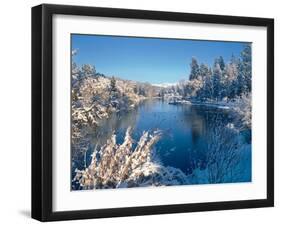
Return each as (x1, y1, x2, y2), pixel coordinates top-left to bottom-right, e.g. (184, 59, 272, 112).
(72, 99, 251, 180)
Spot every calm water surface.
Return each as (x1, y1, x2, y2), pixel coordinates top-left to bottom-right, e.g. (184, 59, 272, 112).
(72, 99, 250, 178)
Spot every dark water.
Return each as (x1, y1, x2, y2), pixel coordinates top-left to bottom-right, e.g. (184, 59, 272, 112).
(72, 99, 251, 179)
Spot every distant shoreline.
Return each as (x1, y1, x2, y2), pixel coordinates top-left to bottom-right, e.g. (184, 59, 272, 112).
(168, 99, 232, 110)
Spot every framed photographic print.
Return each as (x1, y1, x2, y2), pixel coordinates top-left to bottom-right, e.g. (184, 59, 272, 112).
(32, 4, 274, 221)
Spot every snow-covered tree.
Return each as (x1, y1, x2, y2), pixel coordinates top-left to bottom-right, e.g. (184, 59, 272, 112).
(197, 64, 212, 100)
(189, 57, 200, 80)
(81, 64, 96, 77)
(212, 62, 223, 100)
(215, 56, 226, 71)
(225, 57, 239, 99)
(181, 45, 251, 103)
(239, 44, 252, 93)
(199, 63, 209, 80)
(110, 76, 117, 92)
(202, 68, 214, 100)
(72, 48, 78, 57)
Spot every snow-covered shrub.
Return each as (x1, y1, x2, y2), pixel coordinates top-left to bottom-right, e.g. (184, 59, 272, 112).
(73, 128, 188, 189)
(205, 127, 243, 183)
(187, 119, 248, 184)
(233, 93, 251, 129)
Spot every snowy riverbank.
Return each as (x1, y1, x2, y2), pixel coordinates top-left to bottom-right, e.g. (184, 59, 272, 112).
(169, 99, 231, 110)
(167, 94, 251, 130)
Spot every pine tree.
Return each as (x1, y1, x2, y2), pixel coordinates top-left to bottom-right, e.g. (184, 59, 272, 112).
(199, 63, 209, 80)
(189, 57, 200, 80)
(240, 44, 252, 93)
(206, 67, 213, 99)
(81, 64, 96, 77)
(71, 62, 80, 79)
(236, 44, 252, 96)
(212, 63, 222, 100)
(183, 46, 251, 102)
(225, 56, 238, 99)
(217, 56, 226, 71)
(197, 64, 212, 100)
(110, 76, 117, 92)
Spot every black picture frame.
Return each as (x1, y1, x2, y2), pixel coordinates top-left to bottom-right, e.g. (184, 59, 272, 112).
(32, 3, 274, 222)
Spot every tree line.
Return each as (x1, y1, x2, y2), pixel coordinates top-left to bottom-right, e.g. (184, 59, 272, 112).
(162, 44, 252, 102)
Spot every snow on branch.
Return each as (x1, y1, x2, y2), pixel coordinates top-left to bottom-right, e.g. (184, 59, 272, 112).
(73, 128, 188, 189)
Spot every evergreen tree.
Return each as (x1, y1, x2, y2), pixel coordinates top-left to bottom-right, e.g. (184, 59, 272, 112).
(225, 56, 238, 99)
(110, 76, 117, 92)
(217, 56, 226, 71)
(199, 63, 209, 80)
(71, 62, 80, 79)
(235, 45, 252, 96)
(189, 57, 200, 80)
(197, 65, 212, 100)
(184, 45, 251, 102)
(236, 61, 243, 94)
(81, 64, 96, 77)
(240, 44, 252, 93)
(206, 67, 213, 99)
(212, 63, 222, 100)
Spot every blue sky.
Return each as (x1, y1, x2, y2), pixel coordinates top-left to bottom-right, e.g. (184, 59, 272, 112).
(72, 34, 247, 84)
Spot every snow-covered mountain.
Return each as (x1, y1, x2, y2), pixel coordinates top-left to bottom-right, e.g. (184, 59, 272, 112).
(152, 82, 177, 88)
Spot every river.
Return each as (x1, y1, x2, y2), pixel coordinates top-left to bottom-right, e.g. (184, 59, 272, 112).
(72, 99, 251, 186)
